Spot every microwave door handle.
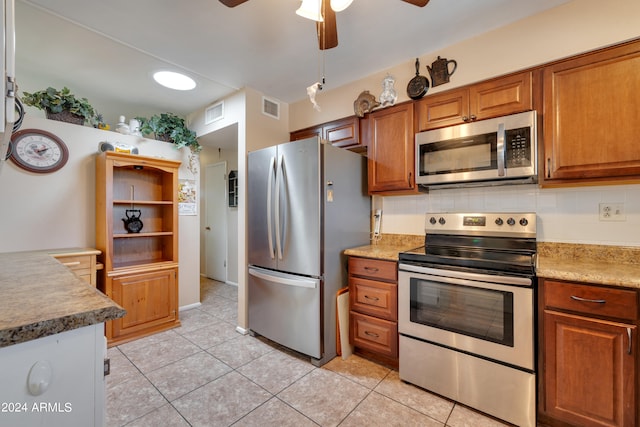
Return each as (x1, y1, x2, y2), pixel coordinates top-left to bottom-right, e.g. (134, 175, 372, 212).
(497, 123, 506, 176)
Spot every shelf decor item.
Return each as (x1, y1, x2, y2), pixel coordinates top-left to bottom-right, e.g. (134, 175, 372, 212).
(136, 113, 201, 153)
(21, 87, 96, 125)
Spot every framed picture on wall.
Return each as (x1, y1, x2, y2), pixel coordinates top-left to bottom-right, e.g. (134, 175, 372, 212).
(178, 179, 197, 215)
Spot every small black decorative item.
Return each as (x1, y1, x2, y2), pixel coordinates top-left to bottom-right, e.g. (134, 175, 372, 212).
(122, 185, 143, 233)
(427, 56, 457, 87)
(407, 58, 429, 100)
(123, 209, 143, 233)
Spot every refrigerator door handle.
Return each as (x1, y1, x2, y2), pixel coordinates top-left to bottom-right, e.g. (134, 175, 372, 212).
(249, 267, 318, 289)
(275, 154, 284, 260)
(267, 156, 276, 259)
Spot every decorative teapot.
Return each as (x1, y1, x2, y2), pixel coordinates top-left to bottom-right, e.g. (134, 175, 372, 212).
(427, 56, 457, 87)
(122, 209, 143, 233)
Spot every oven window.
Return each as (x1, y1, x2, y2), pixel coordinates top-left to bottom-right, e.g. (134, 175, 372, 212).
(409, 278, 514, 347)
(419, 132, 497, 176)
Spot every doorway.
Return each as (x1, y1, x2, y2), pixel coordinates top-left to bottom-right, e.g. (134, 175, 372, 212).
(204, 162, 227, 282)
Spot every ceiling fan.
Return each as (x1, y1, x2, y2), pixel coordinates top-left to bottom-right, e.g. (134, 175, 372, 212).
(219, 0, 430, 50)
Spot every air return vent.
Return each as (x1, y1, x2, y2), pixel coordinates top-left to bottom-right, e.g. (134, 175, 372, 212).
(204, 101, 224, 125)
(262, 96, 280, 120)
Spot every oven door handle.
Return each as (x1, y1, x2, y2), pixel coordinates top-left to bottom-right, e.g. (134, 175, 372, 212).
(399, 263, 532, 287)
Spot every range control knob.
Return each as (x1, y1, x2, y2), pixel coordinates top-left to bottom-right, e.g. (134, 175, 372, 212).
(438, 217, 446, 225)
(519, 218, 529, 226)
(507, 217, 516, 226)
(429, 217, 437, 225)
(495, 218, 504, 226)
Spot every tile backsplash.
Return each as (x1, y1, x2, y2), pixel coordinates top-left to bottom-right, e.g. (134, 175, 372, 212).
(379, 184, 640, 246)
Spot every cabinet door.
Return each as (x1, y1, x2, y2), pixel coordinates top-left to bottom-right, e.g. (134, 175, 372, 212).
(324, 116, 361, 150)
(290, 125, 322, 141)
(368, 102, 417, 194)
(470, 71, 532, 121)
(110, 268, 178, 340)
(542, 41, 640, 182)
(543, 310, 635, 427)
(415, 88, 469, 132)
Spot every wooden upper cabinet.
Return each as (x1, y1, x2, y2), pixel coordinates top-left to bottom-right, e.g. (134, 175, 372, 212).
(415, 88, 469, 131)
(367, 102, 418, 194)
(290, 125, 321, 141)
(415, 71, 532, 132)
(542, 40, 640, 184)
(324, 116, 360, 149)
(290, 116, 363, 151)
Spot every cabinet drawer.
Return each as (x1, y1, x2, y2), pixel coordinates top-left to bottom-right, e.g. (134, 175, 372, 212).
(349, 277, 397, 321)
(544, 280, 638, 321)
(349, 257, 397, 281)
(54, 254, 92, 271)
(350, 311, 398, 358)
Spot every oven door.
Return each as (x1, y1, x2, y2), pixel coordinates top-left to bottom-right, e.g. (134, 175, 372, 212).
(398, 263, 534, 371)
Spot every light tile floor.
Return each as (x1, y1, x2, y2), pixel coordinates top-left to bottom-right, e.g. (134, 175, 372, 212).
(106, 278, 513, 426)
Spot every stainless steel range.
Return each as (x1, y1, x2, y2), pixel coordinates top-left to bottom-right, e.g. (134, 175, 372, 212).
(398, 212, 537, 427)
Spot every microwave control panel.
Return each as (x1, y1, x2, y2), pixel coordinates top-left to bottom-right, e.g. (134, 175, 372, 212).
(505, 127, 532, 167)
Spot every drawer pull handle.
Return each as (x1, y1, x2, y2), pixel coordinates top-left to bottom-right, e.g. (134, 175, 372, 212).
(364, 331, 379, 338)
(363, 267, 379, 272)
(364, 295, 380, 302)
(62, 261, 81, 267)
(570, 295, 606, 304)
(628, 328, 633, 355)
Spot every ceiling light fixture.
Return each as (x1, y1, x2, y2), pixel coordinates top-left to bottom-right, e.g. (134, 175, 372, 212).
(296, 0, 323, 22)
(296, 0, 354, 21)
(153, 71, 196, 91)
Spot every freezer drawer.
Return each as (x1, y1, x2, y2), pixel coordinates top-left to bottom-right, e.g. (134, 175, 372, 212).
(248, 266, 322, 359)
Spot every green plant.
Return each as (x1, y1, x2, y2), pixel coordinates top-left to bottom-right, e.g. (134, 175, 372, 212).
(136, 113, 201, 152)
(22, 86, 96, 123)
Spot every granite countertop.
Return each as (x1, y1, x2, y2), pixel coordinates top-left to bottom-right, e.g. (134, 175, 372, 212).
(344, 234, 424, 261)
(536, 242, 640, 289)
(0, 251, 125, 348)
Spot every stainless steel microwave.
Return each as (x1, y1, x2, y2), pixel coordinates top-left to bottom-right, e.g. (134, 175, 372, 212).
(415, 111, 537, 189)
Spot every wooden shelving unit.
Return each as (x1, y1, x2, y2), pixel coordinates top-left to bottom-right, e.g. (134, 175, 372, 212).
(96, 152, 181, 346)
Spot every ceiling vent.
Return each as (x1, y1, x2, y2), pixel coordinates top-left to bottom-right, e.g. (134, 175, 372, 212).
(204, 101, 224, 125)
(262, 96, 280, 120)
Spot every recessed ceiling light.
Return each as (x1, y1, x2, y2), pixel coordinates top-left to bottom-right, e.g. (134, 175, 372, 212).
(153, 71, 196, 91)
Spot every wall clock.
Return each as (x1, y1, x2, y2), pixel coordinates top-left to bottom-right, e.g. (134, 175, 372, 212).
(9, 129, 69, 173)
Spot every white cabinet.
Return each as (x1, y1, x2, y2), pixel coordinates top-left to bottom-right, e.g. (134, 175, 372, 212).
(0, 324, 106, 427)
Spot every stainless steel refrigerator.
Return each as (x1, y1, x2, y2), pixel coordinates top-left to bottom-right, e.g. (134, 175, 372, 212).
(248, 136, 370, 366)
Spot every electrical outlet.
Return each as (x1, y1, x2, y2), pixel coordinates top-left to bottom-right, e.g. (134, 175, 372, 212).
(599, 202, 626, 221)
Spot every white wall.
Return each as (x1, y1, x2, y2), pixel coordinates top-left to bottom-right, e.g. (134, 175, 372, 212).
(288, 0, 640, 247)
(199, 144, 239, 285)
(290, 0, 640, 130)
(379, 185, 640, 246)
(189, 87, 290, 332)
(0, 116, 201, 307)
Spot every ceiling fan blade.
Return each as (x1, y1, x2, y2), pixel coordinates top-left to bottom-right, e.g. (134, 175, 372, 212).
(317, 0, 338, 50)
(219, 0, 250, 7)
(402, 0, 430, 6)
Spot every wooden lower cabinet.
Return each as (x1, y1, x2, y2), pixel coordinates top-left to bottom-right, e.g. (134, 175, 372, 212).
(50, 248, 100, 286)
(539, 279, 638, 427)
(106, 267, 179, 345)
(348, 256, 398, 367)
